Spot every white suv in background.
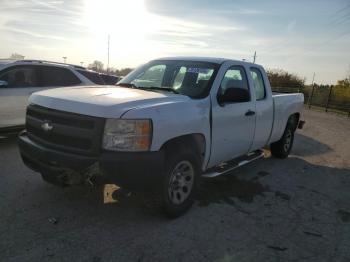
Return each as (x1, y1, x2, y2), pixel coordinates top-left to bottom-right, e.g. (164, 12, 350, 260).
(0, 60, 110, 130)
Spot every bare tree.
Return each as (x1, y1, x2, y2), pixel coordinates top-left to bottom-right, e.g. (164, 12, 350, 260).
(88, 60, 104, 72)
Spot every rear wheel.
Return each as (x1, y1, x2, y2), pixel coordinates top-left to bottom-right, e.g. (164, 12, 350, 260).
(270, 124, 294, 158)
(161, 146, 200, 218)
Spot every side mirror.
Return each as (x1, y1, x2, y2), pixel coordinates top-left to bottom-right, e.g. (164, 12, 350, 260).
(218, 87, 250, 104)
(0, 80, 8, 87)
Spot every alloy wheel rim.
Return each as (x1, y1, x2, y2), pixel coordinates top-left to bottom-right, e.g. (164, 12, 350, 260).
(168, 160, 194, 205)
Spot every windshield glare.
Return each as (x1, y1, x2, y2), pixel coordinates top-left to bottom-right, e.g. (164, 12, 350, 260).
(118, 60, 219, 98)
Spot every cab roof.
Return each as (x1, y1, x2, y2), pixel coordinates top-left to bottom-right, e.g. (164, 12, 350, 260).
(0, 59, 86, 70)
(156, 56, 258, 67)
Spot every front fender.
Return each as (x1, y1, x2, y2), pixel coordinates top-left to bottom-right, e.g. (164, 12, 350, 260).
(122, 97, 211, 170)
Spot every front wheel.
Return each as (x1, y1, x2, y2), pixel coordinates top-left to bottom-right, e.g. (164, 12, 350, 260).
(270, 124, 294, 159)
(161, 147, 200, 218)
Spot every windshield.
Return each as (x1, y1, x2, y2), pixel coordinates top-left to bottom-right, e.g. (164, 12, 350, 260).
(118, 60, 220, 98)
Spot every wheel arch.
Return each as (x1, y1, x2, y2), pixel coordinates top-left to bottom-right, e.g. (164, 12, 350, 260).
(160, 133, 206, 167)
(287, 112, 300, 131)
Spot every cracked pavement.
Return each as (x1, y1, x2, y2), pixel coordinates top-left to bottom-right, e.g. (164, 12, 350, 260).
(0, 109, 349, 261)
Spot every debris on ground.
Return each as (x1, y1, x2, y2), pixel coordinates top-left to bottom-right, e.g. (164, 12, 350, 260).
(303, 231, 323, 237)
(267, 245, 288, 251)
(48, 217, 58, 225)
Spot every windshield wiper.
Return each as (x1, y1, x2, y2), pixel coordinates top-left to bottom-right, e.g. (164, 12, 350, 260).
(116, 83, 138, 88)
(117, 83, 179, 94)
(137, 86, 179, 94)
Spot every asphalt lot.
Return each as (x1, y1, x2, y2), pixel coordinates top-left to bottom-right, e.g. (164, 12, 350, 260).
(0, 109, 349, 262)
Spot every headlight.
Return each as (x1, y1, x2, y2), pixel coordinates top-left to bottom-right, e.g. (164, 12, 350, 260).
(102, 119, 152, 151)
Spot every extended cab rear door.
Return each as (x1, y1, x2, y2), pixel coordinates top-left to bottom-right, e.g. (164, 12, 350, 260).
(208, 62, 256, 167)
(248, 66, 273, 150)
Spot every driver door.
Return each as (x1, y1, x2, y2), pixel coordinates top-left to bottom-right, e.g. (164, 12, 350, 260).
(208, 65, 256, 167)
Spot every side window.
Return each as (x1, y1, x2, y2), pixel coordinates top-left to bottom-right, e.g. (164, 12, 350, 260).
(219, 66, 249, 96)
(250, 68, 266, 100)
(132, 64, 166, 87)
(39, 66, 81, 87)
(77, 70, 105, 84)
(0, 66, 38, 87)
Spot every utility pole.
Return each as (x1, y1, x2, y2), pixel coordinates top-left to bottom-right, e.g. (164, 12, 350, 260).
(107, 35, 110, 73)
(325, 85, 333, 112)
(253, 51, 257, 63)
(308, 72, 316, 109)
(311, 72, 316, 85)
(62, 56, 67, 63)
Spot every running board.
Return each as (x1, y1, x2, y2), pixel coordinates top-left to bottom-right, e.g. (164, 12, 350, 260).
(202, 150, 265, 178)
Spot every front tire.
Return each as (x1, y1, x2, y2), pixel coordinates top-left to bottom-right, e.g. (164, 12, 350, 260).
(270, 124, 294, 159)
(161, 146, 201, 218)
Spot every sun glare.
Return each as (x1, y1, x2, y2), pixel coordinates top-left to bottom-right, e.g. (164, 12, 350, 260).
(84, 0, 148, 36)
(83, 0, 163, 66)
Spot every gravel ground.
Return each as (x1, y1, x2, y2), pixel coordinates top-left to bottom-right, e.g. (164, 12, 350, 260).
(0, 109, 349, 262)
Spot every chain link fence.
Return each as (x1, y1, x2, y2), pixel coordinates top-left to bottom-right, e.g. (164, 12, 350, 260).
(272, 86, 350, 117)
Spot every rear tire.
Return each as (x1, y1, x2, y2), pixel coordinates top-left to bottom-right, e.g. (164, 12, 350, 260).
(161, 145, 201, 218)
(270, 124, 294, 159)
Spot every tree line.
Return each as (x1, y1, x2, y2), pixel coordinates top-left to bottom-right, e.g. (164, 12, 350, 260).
(87, 60, 133, 76)
(266, 68, 349, 89)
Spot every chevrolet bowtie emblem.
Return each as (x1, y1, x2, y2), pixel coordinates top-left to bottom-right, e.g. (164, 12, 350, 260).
(41, 121, 53, 132)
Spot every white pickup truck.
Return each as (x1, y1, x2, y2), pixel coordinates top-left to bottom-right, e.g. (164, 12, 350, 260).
(18, 57, 304, 217)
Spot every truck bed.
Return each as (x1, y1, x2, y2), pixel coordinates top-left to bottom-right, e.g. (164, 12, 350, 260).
(269, 92, 304, 144)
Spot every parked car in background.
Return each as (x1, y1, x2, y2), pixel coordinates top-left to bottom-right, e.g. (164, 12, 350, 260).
(0, 60, 113, 130)
(100, 73, 121, 85)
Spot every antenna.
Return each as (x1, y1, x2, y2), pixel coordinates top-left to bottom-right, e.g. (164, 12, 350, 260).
(107, 35, 110, 73)
(253, 51, 257, 63)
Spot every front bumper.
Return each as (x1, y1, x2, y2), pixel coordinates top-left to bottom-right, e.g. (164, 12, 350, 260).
(18, 131, 164, 190)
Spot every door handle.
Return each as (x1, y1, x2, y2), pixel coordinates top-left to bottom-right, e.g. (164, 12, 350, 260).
(245, 110, 255, 116)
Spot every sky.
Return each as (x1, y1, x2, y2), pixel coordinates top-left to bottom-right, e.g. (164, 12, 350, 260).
(0, 0, 350, 84)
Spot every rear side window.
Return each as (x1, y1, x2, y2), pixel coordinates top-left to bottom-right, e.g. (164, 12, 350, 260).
(219, 66, 249, 95)
(77, 70, 105, 84)
(0, 65, 39, 87)
(39, 66, 81, 87)
(250, 68, 266, 100)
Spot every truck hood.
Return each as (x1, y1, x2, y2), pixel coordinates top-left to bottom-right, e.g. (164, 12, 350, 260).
(29, 85, 190, 118)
